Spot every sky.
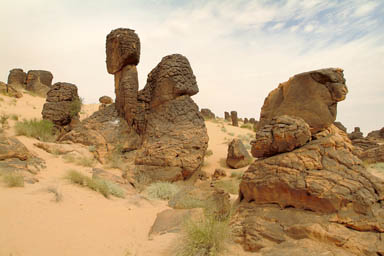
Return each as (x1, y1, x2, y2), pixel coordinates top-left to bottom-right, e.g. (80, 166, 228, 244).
(0, 0, 383, 135)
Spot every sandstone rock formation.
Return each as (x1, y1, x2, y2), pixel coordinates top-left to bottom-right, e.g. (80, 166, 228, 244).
(106, 28, 140, 125)
(231, 111, 238, 126)
(212, 168, 226, 181)
(251, 115, 311, 158)
(359, 144, 384, 164)
(244, 118, 249, 124)
(200, 108, 215, 120)
(367, 127, 384, 140)
(7, 68, 26, 86)
(257, 68, 348, 133)
(249, 118, 256, 124)
(0, 81, 22, 98)
(99, 96, 113, 104)
(226, 138, 252, 169)
(0, 134, 45, 183)
(134, 54, 208, 182)
(42, 82, 80, 131)
(26, 70, 53, 95)
(224, 111, 231, 121)
(348, 127, 363, 140)
(334, 121, 347, 132)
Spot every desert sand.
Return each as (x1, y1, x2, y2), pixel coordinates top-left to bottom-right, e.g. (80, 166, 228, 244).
(0, 92, 255, 256)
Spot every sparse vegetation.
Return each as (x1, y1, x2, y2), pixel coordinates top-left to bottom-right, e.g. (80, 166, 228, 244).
(227, 132, 234, 136)
(176, 214, 231, 256)
(10, 114, 19, 121)
(213, 179, 240, 195)
(63, 154, 96, 167)
(220, 125, 227, 133)
(14, 119, 55, 141)
(366, 162, 384, 171)
(65, 170, 125, 198)
(240, 123, 253, 130)
(47, 186, 63, 202)
(2, 172, 24, 187)
(0, 114, 9, 128)
(205, 149, 213, 157)
(230, 171, 244, 180)
(145, 182, 180, 200)
(69, 97, 83, 118)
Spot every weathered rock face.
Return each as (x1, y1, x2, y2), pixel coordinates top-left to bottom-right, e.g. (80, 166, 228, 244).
(106, 28, 140, 74)
(60, 104, 140, 163)
(0, 82, 23, 98)
(367, 127, 384, 140)
(26, 70, 53, 95)
(251, 115, 311, 158)
(7, 68, 26, 86)
(235, 125, 384, 254)
(348, 127, 363, 140)
(224, 111, 231, 121)
(200, 108, 215, 120)
(359, 144, 384, 164)
(42, 82, 80, 129)
(134, 54, 207, 182)
(231, 111, 238, 126)
(334, 121, 347, 132)
(258, 68, 347, 134)
(99, 96, 113, 104)
(226, 139, 252, 169)
(0, 134, 45, 183)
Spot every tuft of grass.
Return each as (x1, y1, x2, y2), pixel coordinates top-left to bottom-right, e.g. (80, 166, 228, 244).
(240, 123, 253, 130)
(63, 154, 96, 168)
(145, 182, 180, 200)
(368, 162, 384, 171)
(176, 214, 231, 256)
(10, 114, 19, 121)
(213, 179, 240, 195)
(2, 173, 24, 187)
(69, 98, 83, 118)
(230, 171, 244, 180)
(205, 149, 213, 157)
(14, 118, 55, 141)
(65, 170, 125, 198)
(47, 186, 63, 202)
(220, 125, 227, 133)
(0, 114, 9, 128)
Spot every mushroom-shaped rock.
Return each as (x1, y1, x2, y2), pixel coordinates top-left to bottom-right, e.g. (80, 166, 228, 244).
(226, 139, 252, 169)
(106, 28, 140, 74)
(99, 96, 113, 104)
(257, 68, 348, 134)
(251, 115, 311, 158)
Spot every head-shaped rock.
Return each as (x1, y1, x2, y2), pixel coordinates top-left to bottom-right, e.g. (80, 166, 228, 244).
(311, 68, 348, 102)
(106, 28, 140, 74)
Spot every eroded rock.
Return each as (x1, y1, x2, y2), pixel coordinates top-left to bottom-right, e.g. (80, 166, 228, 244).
(226, 138, 252, 169)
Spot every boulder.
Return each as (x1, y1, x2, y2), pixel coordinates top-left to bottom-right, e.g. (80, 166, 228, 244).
(334, 121, 347, 132)
(212, 168, 226, 181)
(106, 28, 140, 74)
(99, 96, 113, 104)
(200, 108, 215, 120)
(231, 111, 238, 126)
(234, 125, 384, 255)
(244, 118, 249, 124)
(249, 118, 256, 124)
(26, 70, 53, 95)
(224, 111, 231, 121)
(42, 82, 80, 129)
(257, 68, 347, 133)
(226, 138, 252, 169)
(7, 68, 26, 86)
(251, 115, 311, 158)
(134, 54, 207, 182)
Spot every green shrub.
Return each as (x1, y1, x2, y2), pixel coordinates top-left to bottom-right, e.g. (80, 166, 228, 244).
(69, 98, 83, 118)
(14, 119, 55, 141)
(65, 170, 125, 198)
(176, 214, 230, 256)
(240, 123, 253, 130)
(145, 182, 180, 200)
(2, 173, 24, 187)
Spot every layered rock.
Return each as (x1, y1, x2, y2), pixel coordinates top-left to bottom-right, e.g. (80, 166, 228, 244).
(226, 138, 252, 169)
(42, 82, 80, 130)
(7, 68, 26, 86)
(251, 115, 311, 158)
(106, 28, 140, 125)
(231, 111, 238, 126)
(367, 127, 384, 140)
(135, 54, 208, 182)
(348, 127, 363, 140)
(200, 108, 215, 120)
(257, 68, 348, 133)
(26, 70, 53, 96)
(334, 121, 347, 132)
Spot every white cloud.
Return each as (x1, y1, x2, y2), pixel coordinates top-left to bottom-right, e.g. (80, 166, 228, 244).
(354, 1, 378, 17)
(304, 24, 315, 32)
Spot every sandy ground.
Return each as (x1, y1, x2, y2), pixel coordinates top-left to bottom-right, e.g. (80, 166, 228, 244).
(0, 92, 382, 256)
(0, 92, 256, 256)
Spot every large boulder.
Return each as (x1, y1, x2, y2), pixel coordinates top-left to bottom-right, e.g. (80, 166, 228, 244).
(257, 68, 348, 134)
(134, 54, 207, 182)
(42, 82, 80, 129)
(26, 70, 53, 96)
(226, 138, 252, 169)
(251, 115, 311, 158)
(106, 28, 140, 74)
(200, 108, 215, 120)
(231, 111, 238, 126)
(7, 68, 26, 86)
(234, 125, 384, 254)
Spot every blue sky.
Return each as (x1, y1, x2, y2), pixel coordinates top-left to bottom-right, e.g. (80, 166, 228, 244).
(0, 0, 383, 134)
